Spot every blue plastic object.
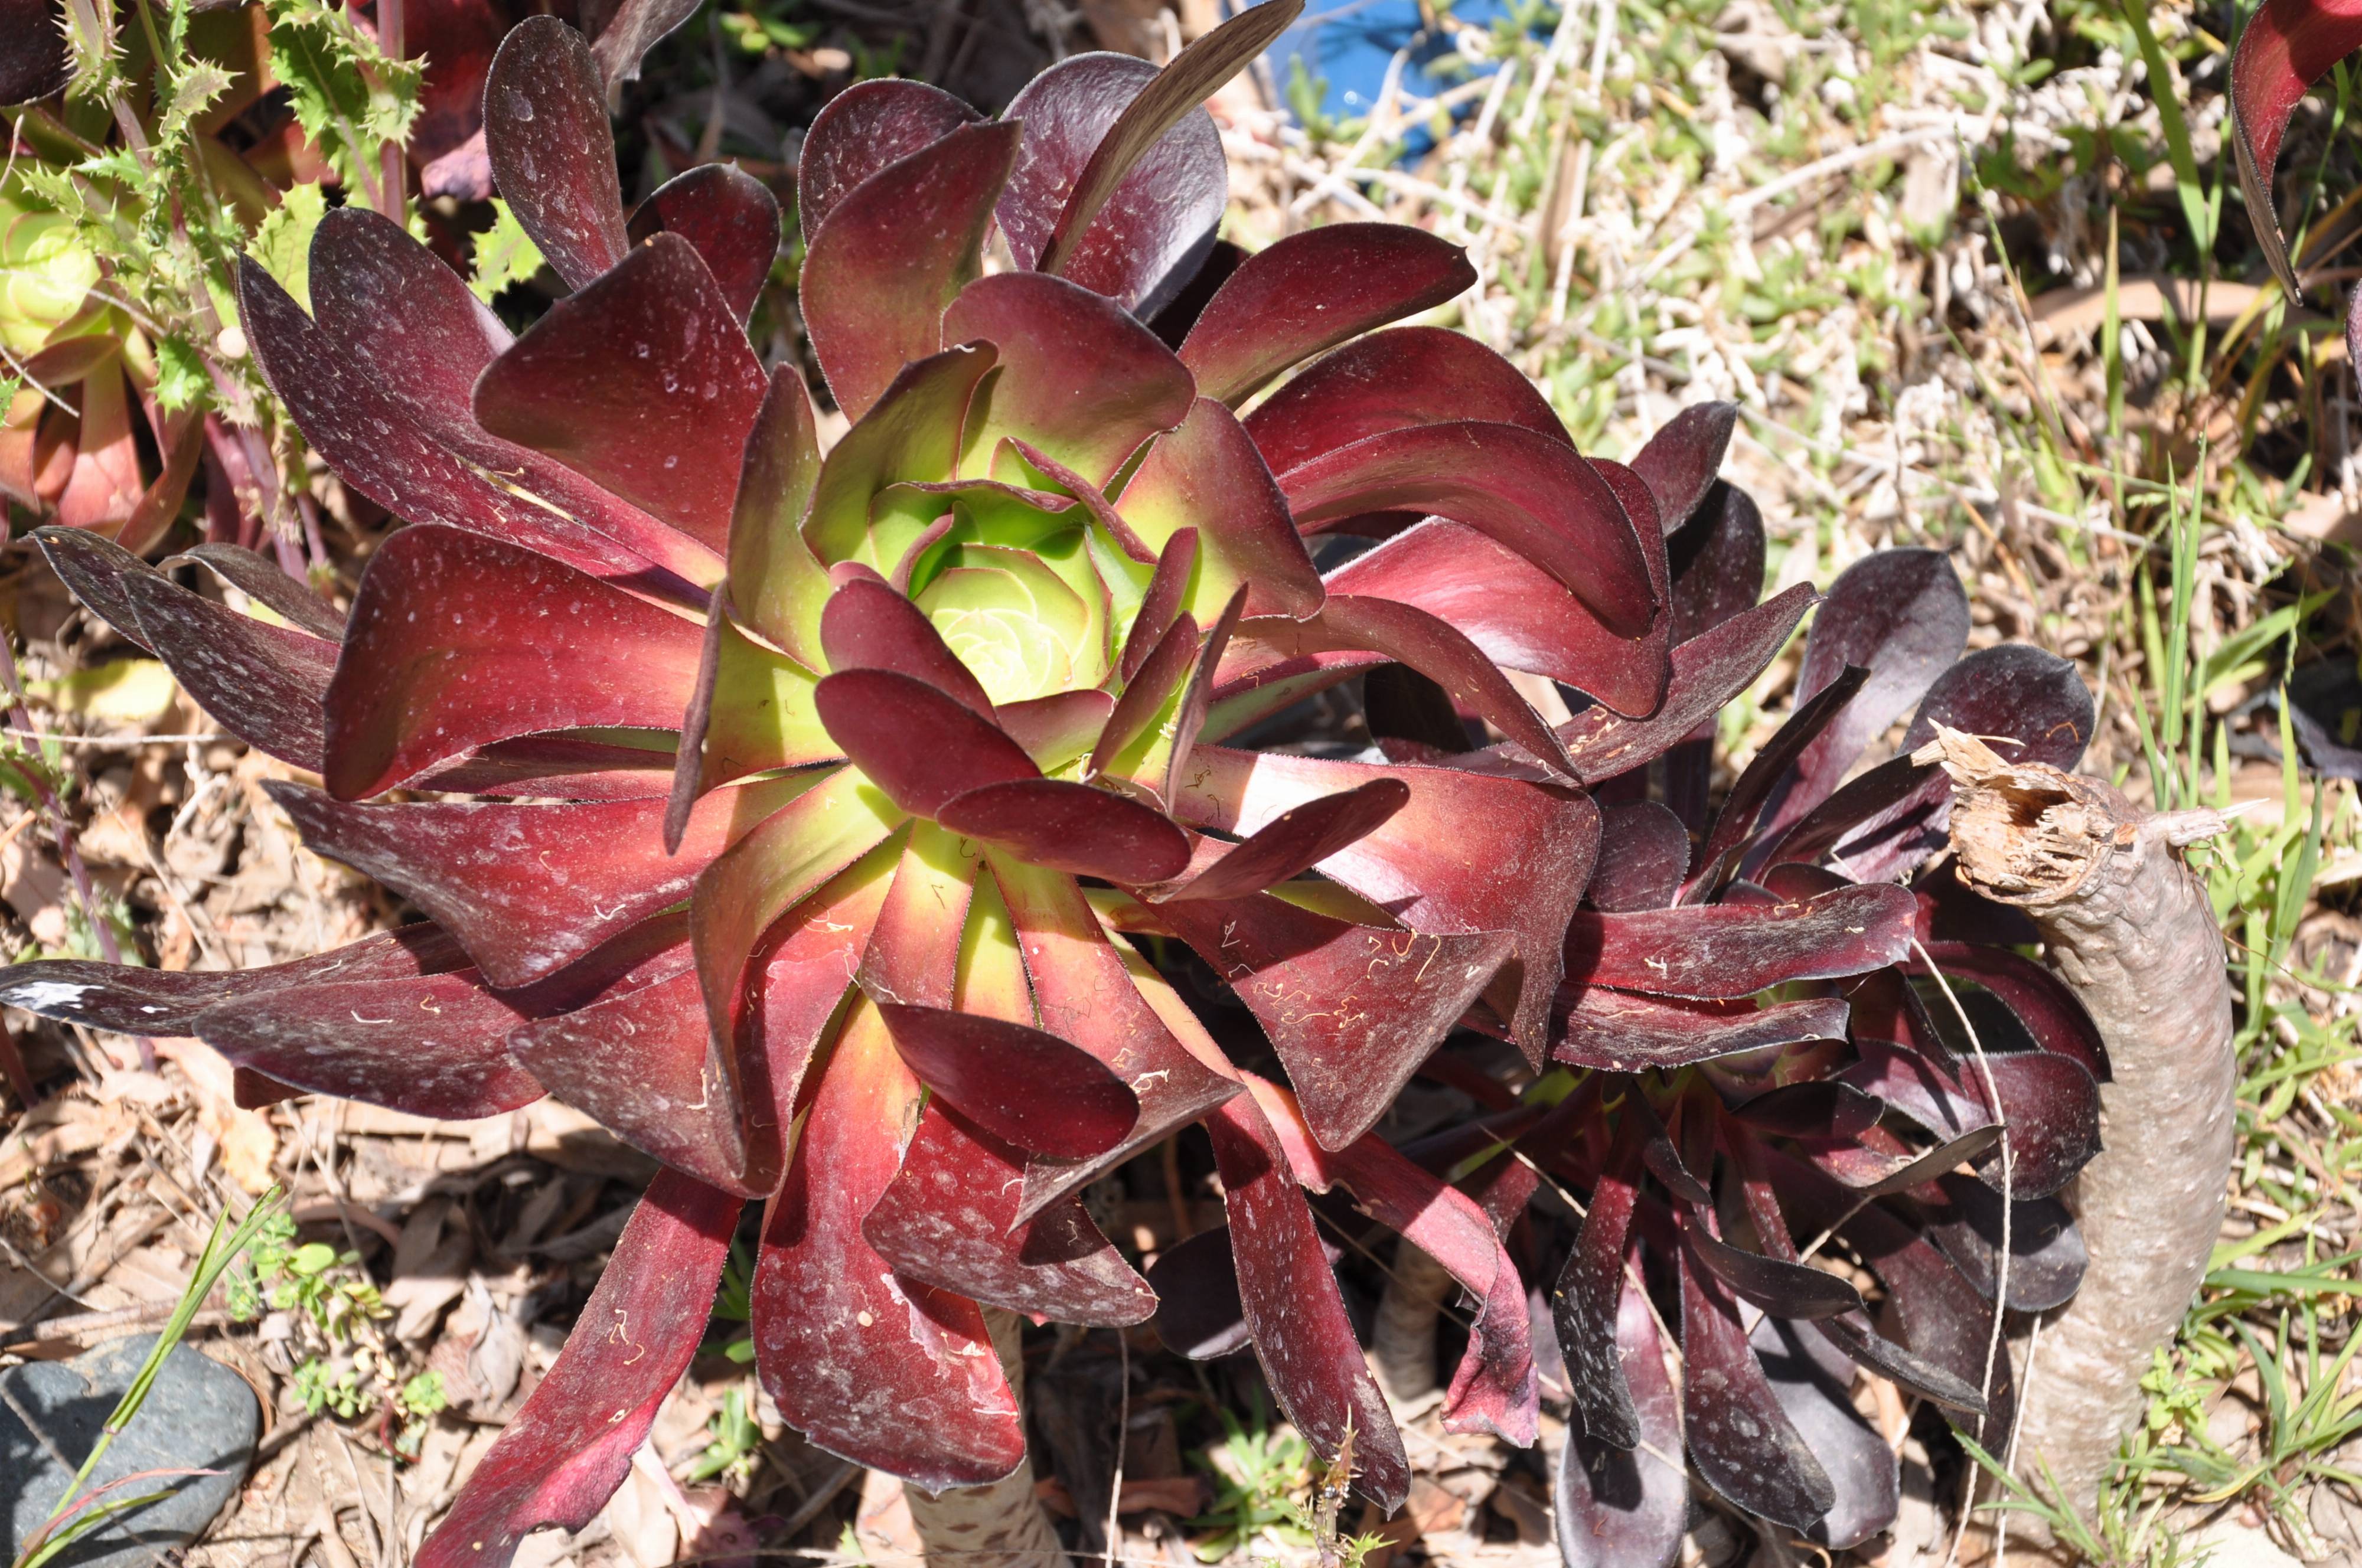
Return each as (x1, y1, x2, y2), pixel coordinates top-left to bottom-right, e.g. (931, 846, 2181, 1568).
(1261, 0, 1536, 150)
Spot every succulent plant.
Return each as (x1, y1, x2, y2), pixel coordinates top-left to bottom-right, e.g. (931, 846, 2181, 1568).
(1359, 522, 2106, 1562)
(0, 0, 1650, 1545)
(0, 2, 2109, 1560)
(0, 186, 200, 548)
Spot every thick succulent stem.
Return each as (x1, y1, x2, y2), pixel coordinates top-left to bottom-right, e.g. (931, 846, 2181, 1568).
(1371, 1239, 1454, 1409)
(1926, 729, 2235, 1527)
(901, 1308, 1067, 1567)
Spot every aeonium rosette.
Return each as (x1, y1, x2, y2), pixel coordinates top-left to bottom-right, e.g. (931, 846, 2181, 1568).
(0, 1, 1739, 1554)
(1353, 510, 2112, 1563)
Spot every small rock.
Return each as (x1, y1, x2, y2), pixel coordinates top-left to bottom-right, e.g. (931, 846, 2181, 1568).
(1, 1333, 259, 1568)
(2192, 1520, 2307, 1568)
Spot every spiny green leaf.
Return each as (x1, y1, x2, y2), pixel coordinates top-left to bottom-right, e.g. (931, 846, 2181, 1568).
(152, 335, 210, 412)
(160, 60, 235, 145)
(262, 0, 421, 197)
(245, 182, 326, 315)
(468, 199, 546, 304)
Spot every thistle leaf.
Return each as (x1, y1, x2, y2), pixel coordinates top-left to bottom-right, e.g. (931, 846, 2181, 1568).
(468, 199, 547, 304)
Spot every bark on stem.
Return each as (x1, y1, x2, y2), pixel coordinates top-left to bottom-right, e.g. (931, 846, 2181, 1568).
(1922, 728, 2236, 1527)
(1371, 1240, 1454, 1410)
(901, 1307, 1067, 1566)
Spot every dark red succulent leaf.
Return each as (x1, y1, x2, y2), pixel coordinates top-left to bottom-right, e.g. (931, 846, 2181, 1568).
(1910, 942, 2110, 1082)
(1204, 1093, 1412, 1508)
(1144, 1225, 1253, 1358)
(992, 858, 1241, 1216)
(1676, 1219, 1836, 1530)
(753, 999, 1028, 1489)
(585, 0, 706, 84)
(811, 669, 1038, 816)
(1914, 860, 2043, 948)
(0, 925, 465, 1034)
(1957, 1051, 2104, 1200)
(626, 164, 782, 322)
(1817, 1308, 1988, 1412)
(724, 368, 830, 671)
(1732, 1080, 1885, 1142)
(118, 570, 338, 772)
(1, 0, 72, 104)
(820, 576, 998, 718)
(864, 1106, 1157, 1325)
(1834, 1190, 2017, 1448)
(293, 211, 720, 599)
(664, 591, 737, 854)
(1754, 549, 1969, 844)
(855, 819, 976, 1014)
(1324, 517, 1672, 720)
(168, 543, 347, 639)
(1924, 1172, 2088, 1313)
(2230, 0, 2362, 293)
(1585, 801, 1691, 912)
(1242, 326, 1568, 475)
(1256, 1079, 1538, 1445)
(1280, 421, 1656, 636)
(1776, 643, 2096, 880)
(1295, 594, 1583, 777)
(937, 779, 1193, 882)
(1628, 403, 1738, 535)
(1118, 528, 1201, 680)
(1091, 611, 1200, 776)
(875, 1001, 1141, 1158)
(1552, 990, 1849, 1073)
(798, 79, 983, 241)
(1750, 1315, 1900, 1552)
(473, 234, 766, 555)
(310, 206, 512, 431)
(506, 955, 774, 1195)
(1557, 584, 1815, 785)
(1122, 398, 1327, 620)
(1636, 1101, 1712, 1206)
(244, 251, 716, 599)
(425, 734, 681, 803)
(1668, 483, 1767, 643)
(999, 690, 1117, 762)
(482, 18, 629, 288)
(1684, 1223, 1864, 1321)
(689, 773, 905, 1083)
(32, 528, 171, 656)
(321, 526, 707, 800)
(1563, 884, 1916, 1001)
(189, 967, 546, 1119)
(802, 121, 1020, 422)
(1173, 746, 1599, 1062)
(1139, 888, 1509, 1149)
(267, 778, 797, 991)
(1149, 780, 1409, 904)
(1159, 586, 1250, 805)
(1185, 236, 1479, 408)
(1765, 1146, 2011, 1438)
(1034, 0, 1303, 286)
(418, 1171, 740, 1568)
(1555, 1269, 1688, 1568)
(1760, 753, 1938, 874)
(1554, 1116, 1643, 1450)
(1693, 665, 1870, 884)
(994, 52, 1226, 316)
(942, 269, 1195, 485)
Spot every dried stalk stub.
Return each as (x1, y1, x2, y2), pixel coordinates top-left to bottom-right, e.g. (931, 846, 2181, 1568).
(1918, 725, 2237, 1526)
